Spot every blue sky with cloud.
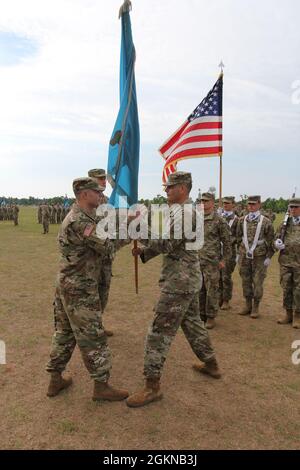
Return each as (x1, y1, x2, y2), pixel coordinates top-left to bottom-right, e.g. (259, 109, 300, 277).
(0, 0, 299, 200)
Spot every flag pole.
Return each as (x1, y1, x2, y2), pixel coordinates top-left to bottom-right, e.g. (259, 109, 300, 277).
(134, 239, 138, 294)
(218, 61, 224, 207)
(219, 153, 223, 207)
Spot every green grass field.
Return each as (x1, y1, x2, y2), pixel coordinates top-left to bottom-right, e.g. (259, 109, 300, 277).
(1, 207, 300, 450)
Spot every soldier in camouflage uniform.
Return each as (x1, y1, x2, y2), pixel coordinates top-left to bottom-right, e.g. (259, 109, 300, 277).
(13, 204, 19, 226)
(237, 195, 275, 318)
(38, 204, 42, 224)
(219, 196, 239, 310)
(88, 168, 114, 337)
(46, 177, 129, 401)
(275, 198, 300, 328)
(0, 206, 3, 221)
(261, 208, 276, 224)
(126, 172, 220, 409)
(41, 203, 50, 234)
(56, 204, 62, 224)
(197, 192, 232, 329)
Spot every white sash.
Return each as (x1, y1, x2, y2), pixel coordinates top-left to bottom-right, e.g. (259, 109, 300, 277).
(243, 215, 264, 258)
(229, 215, 237, 229)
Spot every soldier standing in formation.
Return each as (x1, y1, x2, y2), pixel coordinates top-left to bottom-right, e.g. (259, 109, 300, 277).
(127, 172, 220, 408)
(219, 196, 239, 311)
(237, 196, 275, 319)
(38, 204, 42, 224)
(88, 168, 114, 337)
(46, 177, 129, 401)
(275, 198, 300, 328)
(56, 204, 62, 224)
(198, 192, 231, 329)
(41, 203, 50, 234)
(13, 204, 19, 226)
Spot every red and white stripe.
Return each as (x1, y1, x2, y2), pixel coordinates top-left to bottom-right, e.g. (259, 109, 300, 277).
(159, 116, 222, 183)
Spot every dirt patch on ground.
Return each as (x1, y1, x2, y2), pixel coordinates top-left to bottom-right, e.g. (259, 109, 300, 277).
(0, 208, 300, 450)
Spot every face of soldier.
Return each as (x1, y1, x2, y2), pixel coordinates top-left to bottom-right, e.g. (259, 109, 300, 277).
(165, 184, 187, 204)
(81, 189, 102, 209)
(97, 176, 107, 189)
(223, 202, 234, 212)
(247, 202, 260, 212)
(290, 205, 300, 217)
(201, 199, 214, 214)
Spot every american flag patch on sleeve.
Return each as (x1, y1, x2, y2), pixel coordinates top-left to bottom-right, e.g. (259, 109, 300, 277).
(83, 224, 95, 238)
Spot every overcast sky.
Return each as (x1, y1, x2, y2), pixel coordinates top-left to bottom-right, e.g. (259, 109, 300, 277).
(0, 0, 299, 201)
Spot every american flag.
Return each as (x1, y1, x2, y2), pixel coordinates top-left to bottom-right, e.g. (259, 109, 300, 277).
(159, 74, 223, 183)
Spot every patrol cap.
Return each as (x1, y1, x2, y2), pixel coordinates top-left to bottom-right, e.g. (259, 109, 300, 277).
(88, 168, 106, 178)
(248, 195, 261, 204)
(201, 192, 215, 201)
(289, 198, 300, 207)
(223, 196, 235, 204)
(73, 177, 105, 195)
(164, 171, 192, 188)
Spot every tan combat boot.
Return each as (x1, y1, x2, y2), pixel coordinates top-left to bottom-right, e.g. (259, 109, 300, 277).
(92, 381, 129, 401)
(126, 378, 163, 408)
(104, 328, 114, 337)
(193, 358, 221, 379)
(47, 372, 73, 397)
(239, 298, 252, 315)
(206, 318, 216, 329)
(293, 311, 300, 329)
(277, 309, 293, 325)
(220, 301, 230, 311)
(250, 301, 260, 319)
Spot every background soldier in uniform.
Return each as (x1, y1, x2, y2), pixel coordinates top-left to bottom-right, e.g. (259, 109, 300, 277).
(56, 203, 62, 224)
(198, 192, 232, 329)
(46, 177, 128, 402)
(275, 198, 300, 328)
(88, 168, 114, 337)
(13, 204, 19, 226)
(237, 195, 275, 318)
(38, 204, 42, 224)
(219, 196, 238, 310)
(127, 172, 220, 408)
(41, 203, 50, 234)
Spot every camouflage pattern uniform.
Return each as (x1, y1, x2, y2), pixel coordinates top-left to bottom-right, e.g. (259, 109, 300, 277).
(276, 199, 300, 324)
(237, 197, 275, 307)
(46, 179, 112, 382)
(38, 204, 42, 224)
(138, 174, 216, 380)
(198, 194, 232, 321)
(262, 208, 276, 224)
(13, 205, 19, 226)
(8, 205, 13, 220)
(50, 205, 56, 224)
(219, 198, 239, 305)
(88, 169, 114, 314)
(0, 206, 3, 221)
(41, 204, 50, 234)
(56, 204, 62, 224)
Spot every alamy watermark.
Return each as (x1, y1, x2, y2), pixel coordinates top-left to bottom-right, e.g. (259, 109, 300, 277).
(291, 80, 300, 105)
(95, 201, 204, 251)
(291, 340, 300, 365)
(0, 340, 6, 365)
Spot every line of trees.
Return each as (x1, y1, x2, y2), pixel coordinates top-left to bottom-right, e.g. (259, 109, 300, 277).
(0, 196, 75, 206)
(139, 195, 290, 213)
(0, 195, 291, 213)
